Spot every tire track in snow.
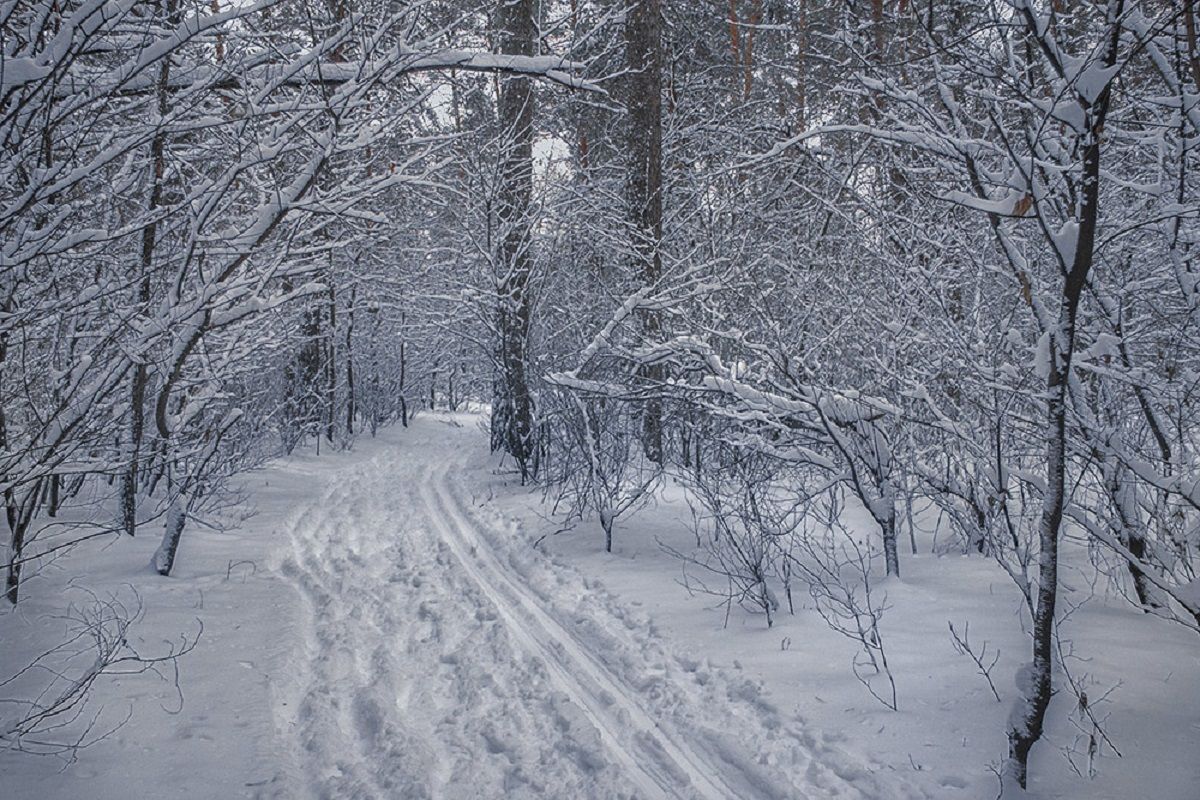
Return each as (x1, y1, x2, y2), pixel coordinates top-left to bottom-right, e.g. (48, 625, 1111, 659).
(423, 462, 745, 800)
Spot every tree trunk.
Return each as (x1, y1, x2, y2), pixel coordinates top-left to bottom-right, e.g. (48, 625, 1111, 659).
(1005, 6, 1120, 784)
(5, 482, 41, 605)
(0, 307, 15, 555)
(5, 517, 26, 605)
(153, 496, 188, 577)
(398, 319, 408, 427)
(325, 278, 337, 444)
(741, 0, 762, 100)
(345, 284, 355, 436)
(47, 475, 60, 518)
(626, 0, 665, 464)
(881, 509, 900, 578)
(122, 0, 175, 538)
(1005, 344, 1068, 789)
(1184, 0, 1200, 89)
(491, 0, 538, 479)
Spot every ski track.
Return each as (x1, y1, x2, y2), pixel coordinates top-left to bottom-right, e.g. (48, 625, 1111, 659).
(269, 427, 889, 800)
(426, 462, 745, 800)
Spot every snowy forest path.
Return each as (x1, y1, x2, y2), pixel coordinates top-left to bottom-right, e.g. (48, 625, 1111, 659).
(270, 417, 885, 800)
(424, 462, 733, 800)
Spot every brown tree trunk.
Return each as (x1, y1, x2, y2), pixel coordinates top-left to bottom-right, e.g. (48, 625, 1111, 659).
(626, 0, 664, 464)
(1184, 0, 1200, 90)
(491, 0, 538, 479)
(727, 0, 741, 94)
(794, 0, 808, 131)
(742, 0, 762, 100)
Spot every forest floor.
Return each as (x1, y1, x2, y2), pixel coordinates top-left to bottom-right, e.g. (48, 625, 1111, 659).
(2, 413, 1197, 799)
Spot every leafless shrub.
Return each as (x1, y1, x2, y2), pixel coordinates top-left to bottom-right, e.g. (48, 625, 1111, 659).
(0, 586, 201, 762)
(671, 450, 794, 628)
(948, 621, 1002, 702)
(789, 501, 898, 712)
(1055, 636, 1122, 780)
(542, 391, 659, 552)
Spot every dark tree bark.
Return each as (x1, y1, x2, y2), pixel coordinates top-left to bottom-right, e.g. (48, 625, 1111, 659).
(741, 0, 762, 100)
(626, 0, 664, 464)
(346, 284, 356, 436)
(1, 291, 15, 568)
(398, 311, 408, 427)
(47, 475, 60, 518)
(122, 0, 175, 537)
(491, 0, 538, 479)
(1004, 3, 1123, 787)
(325, 278, 337, 444)
(4, 480, 41, 605)
(1104, 462, 1164, 610)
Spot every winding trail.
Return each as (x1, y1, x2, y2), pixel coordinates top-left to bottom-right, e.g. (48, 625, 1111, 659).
(270, 420, 882, 800)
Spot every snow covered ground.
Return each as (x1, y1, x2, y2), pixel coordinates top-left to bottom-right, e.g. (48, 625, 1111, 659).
(2, 414, 1197, 799)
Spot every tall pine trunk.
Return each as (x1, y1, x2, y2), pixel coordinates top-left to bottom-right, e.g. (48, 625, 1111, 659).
(626, 0, 664, 464)
(491, 0, 537, 479)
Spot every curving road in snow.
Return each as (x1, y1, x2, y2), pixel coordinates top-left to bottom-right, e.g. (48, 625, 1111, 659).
(268, 419, 892, 800)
